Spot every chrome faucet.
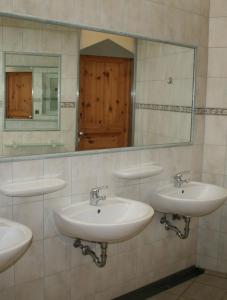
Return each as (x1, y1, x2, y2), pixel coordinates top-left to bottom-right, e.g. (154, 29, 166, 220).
(90, 186, 108, 206)
(173, 171, 190, 188)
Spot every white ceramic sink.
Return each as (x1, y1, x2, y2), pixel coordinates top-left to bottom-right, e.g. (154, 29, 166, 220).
(150, 181, 227, 217)
(54, 197, 154, 242)
(0, 218, 32, 272)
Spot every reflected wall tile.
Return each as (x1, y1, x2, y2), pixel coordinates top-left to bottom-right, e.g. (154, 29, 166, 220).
(61, 31, 79, 55)
(22, 28, 43, 52)
(42, 30, 62, 53)
(3, 26, 23, 51)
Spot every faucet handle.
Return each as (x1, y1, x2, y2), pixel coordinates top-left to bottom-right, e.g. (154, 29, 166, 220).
(175, 170, 190, 176)
(97, 185, 108, 191)
(174, 170, 190, 180)
(90, 185, 108, 195)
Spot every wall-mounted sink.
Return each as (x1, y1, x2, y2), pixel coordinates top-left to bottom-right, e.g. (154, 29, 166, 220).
(0, 218, 32, 272)
(54, 197, 154, 242)
(150, 181, 227, 217)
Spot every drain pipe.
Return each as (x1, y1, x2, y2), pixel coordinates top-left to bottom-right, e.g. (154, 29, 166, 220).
(74, 239, 108, 268)
(160, 214, 191, 239)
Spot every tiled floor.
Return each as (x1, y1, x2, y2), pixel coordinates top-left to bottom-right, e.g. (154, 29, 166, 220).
(146, 271, 227, 300)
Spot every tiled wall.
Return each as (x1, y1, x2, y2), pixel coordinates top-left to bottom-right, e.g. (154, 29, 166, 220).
(0, 148, 199, 300)
(197, 0, 227, 273)
(0, 0, 210, 299)
(134, 40, 194, 145)
(0, 17, 79, 157)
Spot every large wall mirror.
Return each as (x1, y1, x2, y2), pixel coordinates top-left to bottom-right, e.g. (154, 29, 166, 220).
(0, 16, 195, 158)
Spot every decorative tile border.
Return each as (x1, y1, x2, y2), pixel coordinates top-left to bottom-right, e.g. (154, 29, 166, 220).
(136, 103, 227, 116)
(195, 107, 227, 116)
(60, 102, 76, 108)
(135, 103, 192, 113)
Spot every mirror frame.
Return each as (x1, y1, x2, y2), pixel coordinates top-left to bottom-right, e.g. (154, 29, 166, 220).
(0, 14, 197, 162)
(3, 51, 61, 131)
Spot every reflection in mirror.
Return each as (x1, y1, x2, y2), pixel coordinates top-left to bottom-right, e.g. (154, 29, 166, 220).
(0, 16, 195, 158)
(134, 40, 195, 146)
(78, 30, 135, 150)
(4, 53, 60, 130)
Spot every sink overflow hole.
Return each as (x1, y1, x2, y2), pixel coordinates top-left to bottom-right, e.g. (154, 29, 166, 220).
(97, 209, 101, 214)
(181, 190, 184, 194)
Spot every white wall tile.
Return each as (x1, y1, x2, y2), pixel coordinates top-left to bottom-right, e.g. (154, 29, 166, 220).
(13, 201, 44, 241)
(44, 236, 71, 276)
(14, 240, 44, 284)
(15, 279, 44, 300)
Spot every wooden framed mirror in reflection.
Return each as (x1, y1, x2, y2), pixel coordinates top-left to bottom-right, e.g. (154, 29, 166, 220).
(0, 16, 195, 158)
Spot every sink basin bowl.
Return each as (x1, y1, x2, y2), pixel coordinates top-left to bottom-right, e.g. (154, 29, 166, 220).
(0, 218, 32, 272)
(150, 181, 227, 217)
(54, 197, 154, 242)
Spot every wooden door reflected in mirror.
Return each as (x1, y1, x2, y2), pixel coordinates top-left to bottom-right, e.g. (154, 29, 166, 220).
(78, 55, 133, 150)
(6, 72, 32, 119)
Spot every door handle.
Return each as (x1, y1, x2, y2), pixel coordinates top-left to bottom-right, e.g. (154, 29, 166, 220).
(79, 131, 85, 136)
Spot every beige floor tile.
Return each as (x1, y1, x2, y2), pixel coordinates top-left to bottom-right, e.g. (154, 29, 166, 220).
(146, 291, 177, 300)
(205, 270, 227, 278)
(182, 282, 226, 300)
(168, 279, 195, 296)
(196, 274, 227, 290)
(221, 291, 227, 300)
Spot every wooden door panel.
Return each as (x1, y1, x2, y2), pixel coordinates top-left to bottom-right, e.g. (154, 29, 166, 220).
(6, 72, 32, 119)
(78, 55, 132, 150)
(79, 132, 125, 150)
(79, 58, 105, 131)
